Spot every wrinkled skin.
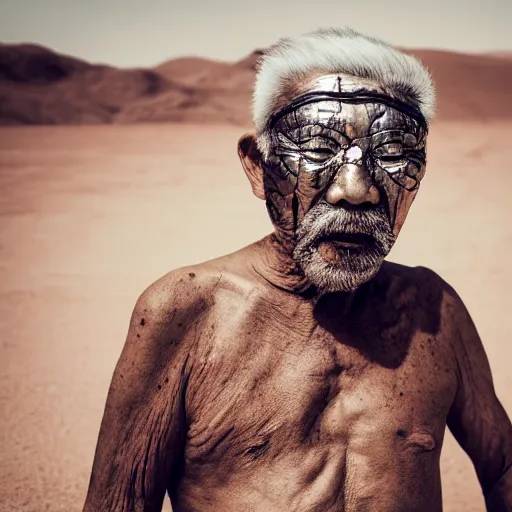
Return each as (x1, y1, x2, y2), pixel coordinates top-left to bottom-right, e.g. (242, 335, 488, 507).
(83, 75, 512, 512)
(260, 74, 426, 237)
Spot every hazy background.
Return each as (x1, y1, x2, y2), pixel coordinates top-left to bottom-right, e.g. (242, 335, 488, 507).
(0, 1, 511, 511)
(1, 0, 512, 67)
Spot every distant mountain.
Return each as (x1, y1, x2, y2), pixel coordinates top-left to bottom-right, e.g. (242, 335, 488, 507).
(0, 43, 205, 125)
(0, 43, 511, 126)
(0, 43, 90, 83)
(403, 48, 512, 120)
(485, 51, 512, 60)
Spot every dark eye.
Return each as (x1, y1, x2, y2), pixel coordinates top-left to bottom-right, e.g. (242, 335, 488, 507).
(374, 142, 404, 162)
(300, 147, 337, 163)
(297, 137, 340, 163)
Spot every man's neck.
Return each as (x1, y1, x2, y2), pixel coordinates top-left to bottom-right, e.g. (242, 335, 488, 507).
(250, 232, 314, 295)
(249, 231, 360, 313)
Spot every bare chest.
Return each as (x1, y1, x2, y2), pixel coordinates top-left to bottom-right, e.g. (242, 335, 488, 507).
(185, 308, 457, 467)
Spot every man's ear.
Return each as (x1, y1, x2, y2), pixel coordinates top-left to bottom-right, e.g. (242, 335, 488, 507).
(238, 133, 265, 200)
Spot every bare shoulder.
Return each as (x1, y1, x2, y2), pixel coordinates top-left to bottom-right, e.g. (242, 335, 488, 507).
(382, 261, 461, 302)
(110, 262, 229, 405)
(127, 265, 219, 357)
(379, 262, 473, 337)
(134, 265, 217, 322)
(132, 248, 261, 340)
(407, 264, 467, 316)
(384, 263, 481, 353)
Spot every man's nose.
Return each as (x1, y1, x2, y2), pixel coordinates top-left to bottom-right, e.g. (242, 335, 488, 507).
(325, 164, 380, 206)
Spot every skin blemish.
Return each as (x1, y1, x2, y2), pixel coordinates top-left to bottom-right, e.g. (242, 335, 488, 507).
(157, 384, 162, 390)
(399, 392, 404, 396)
(245, 439, 270, 461)
(140, 318, 145, 326)
(396, 429, 407, 438)
(189, 272, 196, 278)
(136, 334, 140, 338)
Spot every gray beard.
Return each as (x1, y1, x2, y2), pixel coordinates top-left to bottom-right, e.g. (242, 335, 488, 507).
(292, 201, 396, 293)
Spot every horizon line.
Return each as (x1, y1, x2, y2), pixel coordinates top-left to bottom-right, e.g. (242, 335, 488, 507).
(1, 39, 511, 71)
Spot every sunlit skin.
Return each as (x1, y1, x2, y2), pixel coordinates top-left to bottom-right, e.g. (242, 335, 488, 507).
(83, 74, 512, 512)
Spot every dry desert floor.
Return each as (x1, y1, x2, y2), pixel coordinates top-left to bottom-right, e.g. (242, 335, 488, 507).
(0, 122, 511, 512)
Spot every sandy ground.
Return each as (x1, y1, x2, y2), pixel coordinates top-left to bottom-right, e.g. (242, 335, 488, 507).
(0, 122, 510, 512)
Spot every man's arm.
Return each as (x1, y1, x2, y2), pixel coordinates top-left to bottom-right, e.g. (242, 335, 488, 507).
(444, 284, 512, 511)
(83, 274, 199, 512)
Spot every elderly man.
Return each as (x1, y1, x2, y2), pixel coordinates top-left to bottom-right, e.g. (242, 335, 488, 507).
(83, 28, 512, 512)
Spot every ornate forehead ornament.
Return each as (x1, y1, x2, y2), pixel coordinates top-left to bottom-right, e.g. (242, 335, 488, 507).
(267, 81, 428, 133)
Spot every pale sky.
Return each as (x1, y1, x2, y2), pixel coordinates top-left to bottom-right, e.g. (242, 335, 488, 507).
(1, 0, 511, 68)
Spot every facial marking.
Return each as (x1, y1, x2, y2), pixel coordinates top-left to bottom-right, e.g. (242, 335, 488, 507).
(270, 102, 424, 186)
(260, 75, 429, 293)
(263, 95, 427, 232)
(345, 146, 363, 163)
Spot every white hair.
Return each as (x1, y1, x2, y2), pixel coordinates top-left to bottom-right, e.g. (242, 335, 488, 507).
(253, 27, 436, 155)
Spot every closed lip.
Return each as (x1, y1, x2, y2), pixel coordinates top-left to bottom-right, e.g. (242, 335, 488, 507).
(317, 232, 375, 248)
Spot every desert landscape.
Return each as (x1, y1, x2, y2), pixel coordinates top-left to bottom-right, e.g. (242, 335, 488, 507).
(1, 43, 512, 126)
(0, 43, 511, 512)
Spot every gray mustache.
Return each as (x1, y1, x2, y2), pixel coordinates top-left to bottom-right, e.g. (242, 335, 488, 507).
(296, 202, 394, 244)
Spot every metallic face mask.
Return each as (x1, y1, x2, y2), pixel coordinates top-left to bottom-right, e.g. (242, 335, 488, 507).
(261, 75, 428, 239)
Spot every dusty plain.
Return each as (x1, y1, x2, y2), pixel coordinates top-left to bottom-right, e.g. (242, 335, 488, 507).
(0, 122, 511, 512)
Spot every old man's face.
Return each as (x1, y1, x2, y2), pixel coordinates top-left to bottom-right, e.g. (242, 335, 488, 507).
(241, 74, 428, 293)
